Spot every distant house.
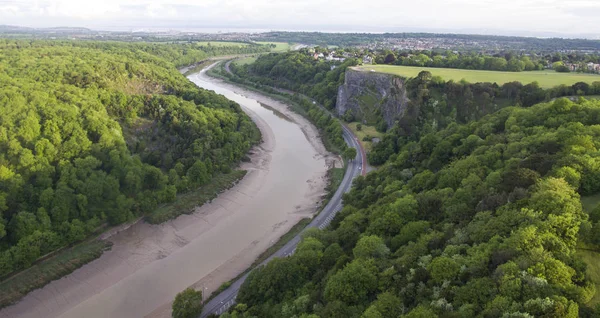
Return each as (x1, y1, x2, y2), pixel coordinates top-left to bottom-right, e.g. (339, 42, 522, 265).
(362, 55, 373, 64)
(565, 63, 577, 72)
(326, 53, 345, 62)
(313, 53, 319, 60)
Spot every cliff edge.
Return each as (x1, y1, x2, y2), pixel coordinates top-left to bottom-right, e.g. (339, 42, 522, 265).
(336, 68, 409, 128)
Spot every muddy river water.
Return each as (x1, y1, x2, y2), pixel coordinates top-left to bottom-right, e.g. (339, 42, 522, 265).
(0, 68, 333, 318)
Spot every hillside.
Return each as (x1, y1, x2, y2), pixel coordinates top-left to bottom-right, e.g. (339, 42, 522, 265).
(0, 40, 263, 281)
(225, 97, 600, 318)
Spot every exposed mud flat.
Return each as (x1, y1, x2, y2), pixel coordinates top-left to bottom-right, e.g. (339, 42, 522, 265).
(0, 66, 334, 318)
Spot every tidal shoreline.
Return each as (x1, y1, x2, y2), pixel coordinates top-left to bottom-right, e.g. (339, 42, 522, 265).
(0, 65, 334, 318)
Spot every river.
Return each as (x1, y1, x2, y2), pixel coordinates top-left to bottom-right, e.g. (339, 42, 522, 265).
(0, 68, 333, 318)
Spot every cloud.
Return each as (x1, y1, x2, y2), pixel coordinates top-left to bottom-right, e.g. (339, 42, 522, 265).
(1, 0, 599, 37)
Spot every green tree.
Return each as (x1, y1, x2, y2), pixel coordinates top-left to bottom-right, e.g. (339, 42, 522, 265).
(343, 147, 358, 162)
(172, 288, 203, 318)
(324, 258, 378, 305)
(353, 235, 390, 259)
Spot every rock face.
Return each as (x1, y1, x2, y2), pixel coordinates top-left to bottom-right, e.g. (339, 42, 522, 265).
(336, 69, 409, 128)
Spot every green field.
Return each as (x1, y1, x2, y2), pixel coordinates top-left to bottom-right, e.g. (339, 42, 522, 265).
(256, 42, 291, 52)
(357, 65, 600, 89)
(195, 41, 249, 47)
(347, 122, 384, 152)
(233, 56, 257, 66)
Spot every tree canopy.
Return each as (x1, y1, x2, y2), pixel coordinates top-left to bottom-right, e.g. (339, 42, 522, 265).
(0, 40, 261, 278)
(223, 97, 600, 318)
(172, 288, 203, 318)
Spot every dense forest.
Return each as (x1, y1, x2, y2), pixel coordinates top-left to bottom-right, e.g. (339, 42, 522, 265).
(0, 40, 266, 278)
(368, 71, 600, 165)
(373, 50, 543, 72)
(213, 54, 355, 152)
(229, 52, 360, 110)
(226, 52, 600, 163)
(220, 96, 600, 318)
(369, 50, 600, 73)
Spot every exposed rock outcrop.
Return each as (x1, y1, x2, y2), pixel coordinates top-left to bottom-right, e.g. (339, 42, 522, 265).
(336, 69, 409, 128)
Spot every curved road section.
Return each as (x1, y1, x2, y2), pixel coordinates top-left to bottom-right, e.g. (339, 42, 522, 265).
(200, 121, 365, 316)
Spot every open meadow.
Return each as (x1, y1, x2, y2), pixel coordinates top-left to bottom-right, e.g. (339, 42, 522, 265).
(255, 42, 291, 52)
(357, 65, 600, 88)
(195, 41, 250, 47)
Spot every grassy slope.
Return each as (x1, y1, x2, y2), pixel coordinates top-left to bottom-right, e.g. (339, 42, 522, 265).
(357, 65, 600, 88)
(256, 42, 291, 52)
(233, 56, 258, 66)
(347, 122, 384, 153)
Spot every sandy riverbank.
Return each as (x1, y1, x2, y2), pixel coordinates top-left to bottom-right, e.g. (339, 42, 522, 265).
(0, 66, 336, 318)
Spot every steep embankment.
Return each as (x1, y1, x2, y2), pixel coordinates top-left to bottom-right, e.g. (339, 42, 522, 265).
(336, 69, 409, 128)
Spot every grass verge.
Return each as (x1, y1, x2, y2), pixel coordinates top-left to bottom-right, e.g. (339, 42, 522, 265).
(0, 240, 112, 309)
(346, 122, 384, 153)
(147, 170, 247, 224)
(325, 167, 345, 200)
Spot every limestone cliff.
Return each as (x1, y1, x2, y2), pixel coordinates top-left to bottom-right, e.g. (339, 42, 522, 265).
(336, 69, 409, 128)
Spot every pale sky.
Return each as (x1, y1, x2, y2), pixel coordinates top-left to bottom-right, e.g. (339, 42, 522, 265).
(1, 0, 600, 38)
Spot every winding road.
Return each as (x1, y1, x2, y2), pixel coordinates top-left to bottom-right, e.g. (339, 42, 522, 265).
(199, 77, 367, 317)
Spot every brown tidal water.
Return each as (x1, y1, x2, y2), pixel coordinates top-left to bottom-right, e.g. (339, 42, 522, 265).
(0, 69, 330, 318)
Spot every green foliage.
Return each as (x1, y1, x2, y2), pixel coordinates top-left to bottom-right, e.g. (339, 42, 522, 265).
(230, 51, 359, 111)
(343, 147, 358, 162)
(0, 40, 260, 278)
(353, 235, 389, 259)
(0, 240, 111, 309)
(324, 258, 378, 305)
(234, 97, 600, 317)
(172, 288, 203, 318)
(215, 55, 350, 153)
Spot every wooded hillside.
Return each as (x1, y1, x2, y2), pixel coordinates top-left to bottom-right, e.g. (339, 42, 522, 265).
(0, 40, 263, 278)
(225, 97, 600, 317)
